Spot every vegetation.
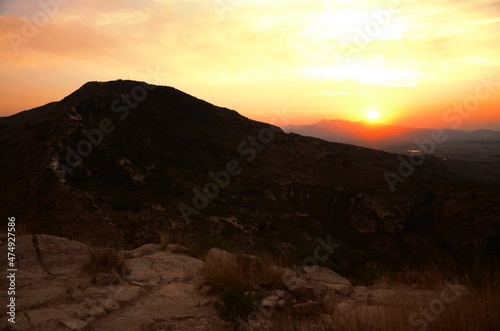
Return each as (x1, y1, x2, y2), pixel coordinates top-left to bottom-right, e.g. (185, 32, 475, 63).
(83, 246, 128, 277)
(213, 285, 259, 331)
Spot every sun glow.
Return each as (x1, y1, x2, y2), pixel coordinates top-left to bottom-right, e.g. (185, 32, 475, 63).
(366, 109, 380, 121)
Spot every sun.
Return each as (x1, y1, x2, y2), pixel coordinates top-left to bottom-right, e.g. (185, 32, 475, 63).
(365, 109, 380, 121)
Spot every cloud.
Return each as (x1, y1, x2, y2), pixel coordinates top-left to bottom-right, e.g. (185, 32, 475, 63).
(0, 0, 499, 127)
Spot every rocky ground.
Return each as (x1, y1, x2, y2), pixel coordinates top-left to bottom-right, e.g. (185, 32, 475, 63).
(0, 235, 467, 331)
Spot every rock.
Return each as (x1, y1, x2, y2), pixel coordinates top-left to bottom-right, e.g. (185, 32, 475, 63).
(321, 291, 340, 313)
(92, 273, 119, 286)
(273, 289, 288, 298)
(34, 234, 90, 275)
(292, 301, 320, 315)
(281, 269, 316, 300)
(112, 286, 143, 303)
(126, 257, 160, 285)
(300, 266, 351, 287)
(348, 194, 411, 234)
(262, 295, 280, 308)
(328, 284, 354, 297)
(294, 286, 317, 301)
(166, 244, 188, 254)
(75, 306, 94, 320)
(199, 285, 213, 295)
(311, 281, 328, 298)
(60, 317, 88, 330)
(203, 248, 239, 286)
(17, 284, 67, 310)
(25, 308, 70, 326)
(261, 265, 286, 287)
(71, 290, 86, 301)
(124, 243, 162, 258)
(92, 305, 107, 317)
(2, 235, 49, 284)
(204, 248, 238, 273)
(102, 299, 120, 312)
(84, 287, 111, 299)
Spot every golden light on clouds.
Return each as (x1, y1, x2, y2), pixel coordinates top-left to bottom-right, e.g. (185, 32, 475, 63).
(0, 0, 499, 129)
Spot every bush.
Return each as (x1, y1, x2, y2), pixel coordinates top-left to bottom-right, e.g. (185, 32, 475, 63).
(213, 285, 259, 331)
(83, 246, 128, 276)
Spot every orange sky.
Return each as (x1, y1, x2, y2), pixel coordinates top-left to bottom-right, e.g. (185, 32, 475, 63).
(1, 0, 500, 129)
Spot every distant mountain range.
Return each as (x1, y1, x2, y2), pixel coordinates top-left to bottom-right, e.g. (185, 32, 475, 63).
(283, 119, 500, 148)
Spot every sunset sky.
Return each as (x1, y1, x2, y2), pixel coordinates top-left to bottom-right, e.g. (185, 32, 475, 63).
(1, 0, 499, 129)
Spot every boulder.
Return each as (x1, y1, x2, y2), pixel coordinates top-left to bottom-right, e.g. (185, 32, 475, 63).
(35, 234, 90, 276)
(292, 301, 320, 315)
(25, 308, 70, 326)
(281, 269, 316, 300)
(60, 317, 88, 330)
(112, 286, 143, 304)
(300, 266, 351, 287)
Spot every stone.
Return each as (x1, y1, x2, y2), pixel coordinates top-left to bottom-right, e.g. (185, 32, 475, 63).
(166, 244, 189, 254)
(71, 290, 86, 301)
(199, 285, 213, 295)
(102, 299, 120, 312)
(124, 243, 162, 258)
(93, 273, 119, 286)
(17, 284, 67, 310)
(204, 248, 238, 274)
(328, 284, 354, 297)
(322, 291, 341, 313)
(300, 266, 351, 287)
(84, 287, 111, 299)
(292, 301, 320, 315)
(262, 295, 280, 308)
(91, 305, 107, 317)
(60, 317, 88, 330)
(25, 308, 70, 325)
(281, 269, 316, 300)
(112, 286, 143, 303)
(34, 234, 90, 275)
(273, 289, 288, 298)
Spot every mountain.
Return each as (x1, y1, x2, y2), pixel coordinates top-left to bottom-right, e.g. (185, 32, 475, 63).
(283, 119, 500, 148)
(1, 80, 499, 272)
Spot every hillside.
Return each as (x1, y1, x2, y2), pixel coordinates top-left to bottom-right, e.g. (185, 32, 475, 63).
(1, 80, 499, 272)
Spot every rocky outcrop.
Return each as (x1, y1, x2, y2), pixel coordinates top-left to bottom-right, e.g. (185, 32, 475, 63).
(349, 194, 417, 234)
(0, 235, 224, 331)
(0, 237, 467, 331)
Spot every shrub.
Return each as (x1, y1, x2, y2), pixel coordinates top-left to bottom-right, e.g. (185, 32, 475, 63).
(83, 246, 128, 276)
(213, 285, 259, 331)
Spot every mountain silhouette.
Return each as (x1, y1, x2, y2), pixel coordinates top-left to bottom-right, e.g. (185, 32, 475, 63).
(1, 80, 498, 269)
(284, 119, 500, 148)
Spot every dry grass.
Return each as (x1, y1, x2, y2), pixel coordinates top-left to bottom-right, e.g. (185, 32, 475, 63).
(203, 252, 248, 290)
(159, 229, 170, 250)
(203, 251, 287, 291)
(83, 246, 128, 275)
(200, 243, 499, 330)
(332, 264, 500, 331)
